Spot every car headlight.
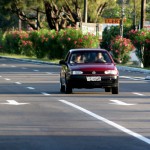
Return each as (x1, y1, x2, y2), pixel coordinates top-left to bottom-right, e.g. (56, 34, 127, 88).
(104, 70, 118, 75)
(72, 71, 83, 75)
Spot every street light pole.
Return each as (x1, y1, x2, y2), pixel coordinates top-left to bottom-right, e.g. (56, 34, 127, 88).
(141, 0, 146, 29)
(120, 0, 125, 37)
(84, 0, 87, 23)
(133, 0, 136, 30)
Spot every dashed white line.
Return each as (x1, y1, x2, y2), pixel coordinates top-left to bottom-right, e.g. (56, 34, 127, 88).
(27, 87, 35, 90)
(133, 92, 144, 96)
(120, 76, 145, 80)
(41, 92, 50, 96)
(22, 67, 27, 69)
(46, 72, 52, 74)
(11, 65, 16, 67)
(33, 69, 39, 72)
(4, 78, 11, 81)
(110, 100, 135, 106)
(15, 82, 22, 85)
(59, 99, 150, 145)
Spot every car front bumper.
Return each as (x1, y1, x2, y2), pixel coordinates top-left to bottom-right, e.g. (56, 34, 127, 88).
(66, 75, 119, 89)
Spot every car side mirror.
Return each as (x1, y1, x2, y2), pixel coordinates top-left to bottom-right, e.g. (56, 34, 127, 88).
(59, 60, 66, 65)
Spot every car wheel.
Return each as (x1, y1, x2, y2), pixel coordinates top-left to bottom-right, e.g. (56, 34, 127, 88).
(105, 87, 111, 92)
(65, 79, 72, 94)
(60, 81, 65, 93)
(112, 87, 119, 94)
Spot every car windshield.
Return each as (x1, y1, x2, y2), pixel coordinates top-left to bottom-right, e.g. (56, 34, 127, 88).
(69, 51, 112, 64)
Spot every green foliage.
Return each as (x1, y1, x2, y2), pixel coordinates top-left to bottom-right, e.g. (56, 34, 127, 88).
(101, 25, 132, 50)
(1, 0, 141, 31)
(100, 26, 120, 50)
(2, 28, 99, 59)
(110, 35, 134, 64)
(128, 29, 150, 67)
(3, 30, 22, 54)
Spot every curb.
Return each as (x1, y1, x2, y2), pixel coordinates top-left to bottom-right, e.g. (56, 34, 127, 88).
(117, 65, 150, 80)
(0, 56, 58, 65)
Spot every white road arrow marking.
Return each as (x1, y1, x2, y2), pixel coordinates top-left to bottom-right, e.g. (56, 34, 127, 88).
(110, 100, 135, 106)
(0, 100, 29, 105)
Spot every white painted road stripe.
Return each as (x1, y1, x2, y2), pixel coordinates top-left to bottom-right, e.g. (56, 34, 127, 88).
(120, 76, 145, 80)
(22, 67, 27, 69)
(5, 78, 11, 81)
(0, 100, 29, 105)
(15, 82, 22, 85)
(59, 100, 150, 145)
(110, 100, 135, 106)
(33, 69, 39, 72)
(11, 65, 16, 67)
(133, 92, 144, 96)
(27, 87, 35, 90)
(41, 92, 50, 96)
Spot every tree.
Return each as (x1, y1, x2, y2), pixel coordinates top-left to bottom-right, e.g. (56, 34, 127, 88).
(0, 0, 143, 31)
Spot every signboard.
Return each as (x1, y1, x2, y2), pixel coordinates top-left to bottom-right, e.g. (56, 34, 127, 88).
(81, 23, 103, 39)
(77, 22, 119, 40)
(105, 18, 120, 24)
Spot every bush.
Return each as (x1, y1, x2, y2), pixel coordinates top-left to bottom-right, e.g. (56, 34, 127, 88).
(101, 25, 132, 51)
(128, 29, 150, 67)
(2, 28, 99, 59)
(110, 36, 134, 64)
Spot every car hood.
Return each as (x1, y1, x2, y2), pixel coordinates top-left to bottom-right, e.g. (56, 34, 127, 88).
(69, 63, 117, 71)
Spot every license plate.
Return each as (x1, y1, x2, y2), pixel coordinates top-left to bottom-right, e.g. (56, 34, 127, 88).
(86, 76, 101, 81)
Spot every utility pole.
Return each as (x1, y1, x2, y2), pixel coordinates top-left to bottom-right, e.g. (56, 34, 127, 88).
(84, 0, 87, 23)
(133, 0, 136, 30)
(141, 0, 146, 29)
(120, 0, 125, 37)
(19, 19, 22, 31)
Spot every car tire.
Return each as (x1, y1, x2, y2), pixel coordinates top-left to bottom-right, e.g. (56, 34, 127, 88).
(65, 79, 72, 94)
(105, 87, 111, 92)
(112, 87, 119, 94)
(60, 81, 65, 93)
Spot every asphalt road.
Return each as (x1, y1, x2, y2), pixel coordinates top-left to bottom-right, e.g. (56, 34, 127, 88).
(0, 57, 150, 150)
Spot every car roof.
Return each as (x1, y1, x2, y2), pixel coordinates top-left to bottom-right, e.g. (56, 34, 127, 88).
(69, 48, 107, 53)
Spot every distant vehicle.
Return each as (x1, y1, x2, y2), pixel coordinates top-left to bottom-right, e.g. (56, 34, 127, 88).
(59, 48, 119, 94)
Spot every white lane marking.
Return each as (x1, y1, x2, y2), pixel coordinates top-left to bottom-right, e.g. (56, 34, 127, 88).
(46, 72, 59, 75)
(27, 87, 35, 90)
(41, 92, 50, 96)
(0, 100, 29, 105)
(5, 78, 11, 81)
(110, 100, 135, 106)
(33, 69, 39, 72)
(0, 76, 2, 77)
(22, 67, 27, 69)
(46, 72, 52, 74)
(2, 64, 6, 66)
(15, 82, 22, 85)
(120, 76, 145, 80)
(59, 100, 150, 145)
(11, 65, 16, 67)
(133, 93, 144, 96)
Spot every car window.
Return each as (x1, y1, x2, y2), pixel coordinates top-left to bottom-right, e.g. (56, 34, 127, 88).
(69, 51, 112, 64)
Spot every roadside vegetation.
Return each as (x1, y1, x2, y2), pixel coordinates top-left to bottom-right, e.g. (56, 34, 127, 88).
(0, 1, 150, 69)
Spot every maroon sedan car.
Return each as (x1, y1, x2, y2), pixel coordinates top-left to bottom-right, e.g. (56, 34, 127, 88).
(59, 48, 119, 94)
